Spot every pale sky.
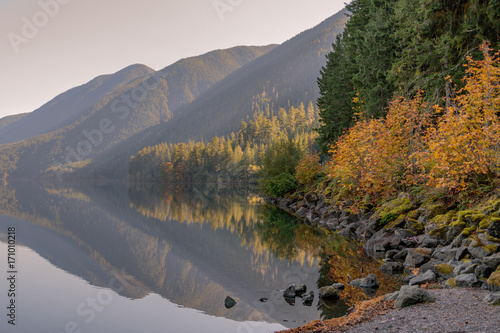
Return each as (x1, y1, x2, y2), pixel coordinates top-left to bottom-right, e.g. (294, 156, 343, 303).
(0, 0, 346, 119)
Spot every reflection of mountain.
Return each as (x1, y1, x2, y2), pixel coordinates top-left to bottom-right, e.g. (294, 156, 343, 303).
(0, 182, 323, 327)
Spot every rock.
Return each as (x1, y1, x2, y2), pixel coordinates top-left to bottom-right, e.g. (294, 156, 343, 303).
(295, 207, 309, 218)
(487, 271, 500, 288)
(469, 245, 493, 259)
(419, 235, 439, 248)
(409, 270, 437, 286)
(295, 284, 307, 296)
(380, 262, 404, 274)
(318, 286, 340, 300)
(455, 246, 469, 260)
(331, 283, 345, 291)
(325, 217, 340, 229)
(351, 274, 379, 289)
(455, 273, 482, 288)
(484, 292, 500, 306)
(475, 265, 494, 279)
(432, 248, 458, 262)
(259, 298, 268, 302)
(394, 285, 434, 308)
(403, 274, 416, 284)
(482, 253, 500, 268)
(337, 227, 356, 239)
(283, 285, 296, 298)
(301, 291, 314, 306)
(385, 249, 400, 259)
(404, 250, 429, 268)
(433, 263, 455, 278)
(385, 291, 400, 301)
(224, 296, 237, 309)
(487, 220, 500, 238)
(454, 261, 479, 277)
(394, 249, 409, 261)
(445, 278, 457, 288)
(373, 243, 386, 253)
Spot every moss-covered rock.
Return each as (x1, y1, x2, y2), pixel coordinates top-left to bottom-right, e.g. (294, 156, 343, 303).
(435, 263, 454, 276)
(487, 271, 500, 288)
(431, 211, 456, 226)
(405, 219, 424, 234)
(445, 278, 457, 288)
(428, 205, 447, 220)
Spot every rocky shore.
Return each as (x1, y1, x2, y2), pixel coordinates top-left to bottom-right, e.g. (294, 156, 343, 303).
(265, 192, 500, 330)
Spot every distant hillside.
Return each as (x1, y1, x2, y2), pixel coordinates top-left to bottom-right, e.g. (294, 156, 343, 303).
(0, 64, 155, 144)
(0, 113, 29, 129)
(81, 9, 349, 179)
(0, 45, 275, 178)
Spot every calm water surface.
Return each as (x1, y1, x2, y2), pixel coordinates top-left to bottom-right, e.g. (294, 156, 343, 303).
(0, 182, 399, 333)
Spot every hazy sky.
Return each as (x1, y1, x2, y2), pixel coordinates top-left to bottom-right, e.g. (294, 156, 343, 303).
(0, 0, 346, 118)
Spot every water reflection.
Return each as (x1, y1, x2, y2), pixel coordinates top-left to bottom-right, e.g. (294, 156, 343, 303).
(0, 182, 400, 332)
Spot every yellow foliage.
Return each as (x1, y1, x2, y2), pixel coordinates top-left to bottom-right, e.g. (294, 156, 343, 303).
(417, 43, 500, 190)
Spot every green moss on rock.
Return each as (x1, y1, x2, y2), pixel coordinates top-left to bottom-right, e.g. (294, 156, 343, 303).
(435, 264, 454, 276)
(487, 271, 500, 287)
(445, 278, 456, 288)
(428, 205, 447, 219)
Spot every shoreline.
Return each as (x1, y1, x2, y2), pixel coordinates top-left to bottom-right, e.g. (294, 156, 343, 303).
(263, 191, 500, 332)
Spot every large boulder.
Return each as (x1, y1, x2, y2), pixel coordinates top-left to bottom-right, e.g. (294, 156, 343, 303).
(394, 285, 434, 308)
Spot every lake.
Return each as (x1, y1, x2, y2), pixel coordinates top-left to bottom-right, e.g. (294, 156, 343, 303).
(0, 181, 399, 333)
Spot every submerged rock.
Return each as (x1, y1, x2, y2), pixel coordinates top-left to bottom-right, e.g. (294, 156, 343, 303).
(301, 291, 314, 306)
(283, 285, 296, 298)
(224, 296, 237, 309)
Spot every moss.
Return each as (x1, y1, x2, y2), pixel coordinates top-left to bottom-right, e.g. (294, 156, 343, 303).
(432, 211, 456, 226)
(488, 235, 500, 243)
(383, 214, 406, 229)
(445, 278, 456, 288)
(482, 199, 500, 214)
(483, 244, 498, 253)
(430, 226, 448, 239)
(374, 197, 413, 220)
(428, 205, 447, 219)
(471, 214, 488, 224)
(406, 219, 425, 234)
(457, 210, 474, 223)
(479, 217, 492, 230)
(461, 225, 477, 237)
(434, 264, 454, 276)
(407, 209, 420, 220)
(487, 271, 500, 287)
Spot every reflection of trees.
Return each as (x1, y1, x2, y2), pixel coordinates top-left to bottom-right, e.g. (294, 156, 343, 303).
(317, 238, 402, 319)
(128, 184, 401, 320)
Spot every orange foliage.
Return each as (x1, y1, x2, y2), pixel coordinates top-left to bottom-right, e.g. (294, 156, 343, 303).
(327, 42, 500, 198)
(328, 91, 431, 201)
(416, 43, 500, 190)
